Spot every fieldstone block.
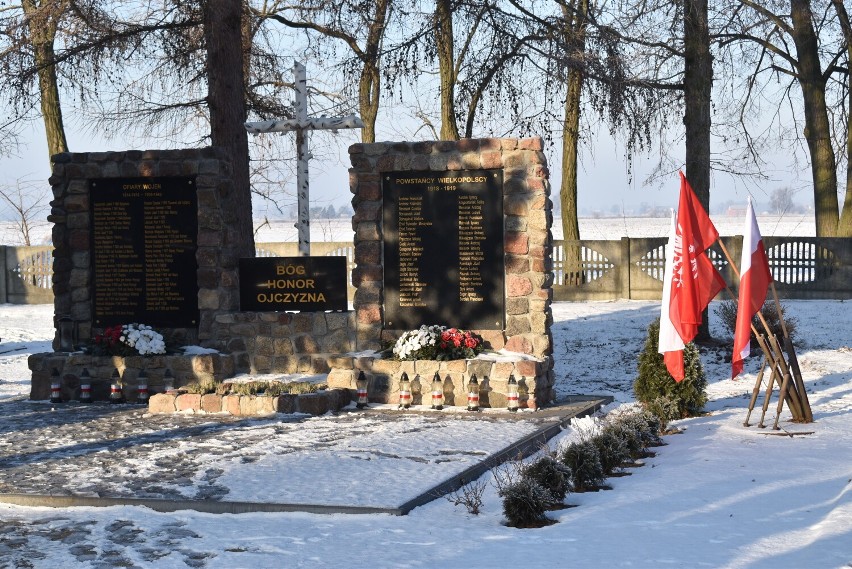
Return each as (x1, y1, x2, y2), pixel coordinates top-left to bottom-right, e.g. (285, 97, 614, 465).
(274, 338, 295, 356)
(507, 275, 533, 297)
(506, 315, 531, 336)
(148, 393, 177, 414)
(327, 369, 355, 389)
(481, 150, 502, 169)
(176, 393, 201, 412)
(505, 335, 533, 355)
(505, 232, 529, 255)
(414, 360, 440, 376)
(327, 356, 354, 369)
(255, 337, 275, 356)
(311, 356, 331, 374)
(467, 360, 493, 379)
(275, 394, 297, 413)
(515, 359, 540, 377)
(271, 356, 298, 373)
(294, 335, 320, 354)
(201, 393, 222, 413)
(479, 330, 505, 351)
(223, 394, 241, 415)
(296, 392, 330, 415)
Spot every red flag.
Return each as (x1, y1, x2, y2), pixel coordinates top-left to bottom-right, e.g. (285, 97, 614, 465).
(732, 199, 773, 378)
(669, 172, 726, 346)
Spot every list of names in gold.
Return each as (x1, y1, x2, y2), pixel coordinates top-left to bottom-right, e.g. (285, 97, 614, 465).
(92, 200, 141, 316)
(142, 200, 193, 312)
(457, 194, 486, 303)
(396, 194, 429, 307)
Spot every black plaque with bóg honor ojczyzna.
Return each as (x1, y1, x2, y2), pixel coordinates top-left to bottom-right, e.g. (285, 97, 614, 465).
(383, 169, 504, 330)
(89, 177, 198, 327)
(239, 256, 348, 312)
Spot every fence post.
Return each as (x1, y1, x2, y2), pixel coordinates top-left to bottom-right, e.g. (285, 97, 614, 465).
(620, 237, 631, 299)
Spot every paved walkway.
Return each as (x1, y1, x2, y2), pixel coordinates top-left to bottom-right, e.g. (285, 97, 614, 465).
(0, 397, 608, 514)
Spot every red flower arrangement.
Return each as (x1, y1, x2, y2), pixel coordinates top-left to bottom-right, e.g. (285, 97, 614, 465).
(437, 327, 485, 360)
(92, 325, 136, 356)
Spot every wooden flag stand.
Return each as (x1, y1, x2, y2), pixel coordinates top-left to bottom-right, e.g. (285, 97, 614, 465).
(715, 240, 813, 429)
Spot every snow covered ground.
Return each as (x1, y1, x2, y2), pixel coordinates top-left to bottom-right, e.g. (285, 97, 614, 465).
(0, 299, 850, 568)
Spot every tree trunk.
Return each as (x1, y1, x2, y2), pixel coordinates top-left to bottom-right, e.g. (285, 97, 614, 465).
(359, 64, 380, 143)
(683, 0, 712, 340)
(791, 0, 841, 237)
(560, 63, 584, 285)
(683, 0, 711, 215)
(21, 0, 68, 159)
(832, 0, 852, 235)
(559, 0, 587, 286)
(204, 0, 255, 258)
(435, 0, 459, 140)
(358, 0, 389, 144)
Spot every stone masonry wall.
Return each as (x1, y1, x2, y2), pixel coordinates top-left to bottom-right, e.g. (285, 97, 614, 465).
(348, 137, 554, 365)
(34, 147, 358, 394)
(48, 147, 241, 346)
(210, 311, 356, 374)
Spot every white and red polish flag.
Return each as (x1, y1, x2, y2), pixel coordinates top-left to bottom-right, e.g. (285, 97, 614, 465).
(732, 198, 773, 378)
(659, 210, 685, 380)
(666, 172, 726, 381)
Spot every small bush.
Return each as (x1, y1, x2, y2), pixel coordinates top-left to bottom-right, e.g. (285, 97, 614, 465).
(560, 440, 606, 492)
(634, 319, 707, 421)
(182, 378, 219, 395)
(715, 299, 797, 346)
(499, 478, 553, 527)
(604, 422, 644, 460)
(523, 454, 572, 504)
(591, 429, 630, 474)
(446, 479, 486, 515)
(224, 381, 326, 396)
(613, 411, 665, 447)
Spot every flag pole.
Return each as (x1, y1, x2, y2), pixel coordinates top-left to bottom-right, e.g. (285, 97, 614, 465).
(715, 237, 806, 423)
(770, 282, 813, 422)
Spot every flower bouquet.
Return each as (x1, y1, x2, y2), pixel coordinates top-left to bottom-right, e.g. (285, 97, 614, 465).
(92, 323, 167, 356)
(392, 325, 485, 361)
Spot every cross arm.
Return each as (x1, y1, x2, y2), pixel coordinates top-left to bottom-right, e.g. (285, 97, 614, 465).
(245, 115, 365, 134)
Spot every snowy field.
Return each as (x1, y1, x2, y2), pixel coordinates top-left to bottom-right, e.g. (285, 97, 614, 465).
(1, 213, 815, 247)
(0, 299, 850, 568)
(252, 213, 817, 243)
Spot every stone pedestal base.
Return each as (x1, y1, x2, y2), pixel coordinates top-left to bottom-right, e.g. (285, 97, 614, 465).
(326, 355, 554, 409)
(147, 389, 351, 416)
(28, 352, 235, 403)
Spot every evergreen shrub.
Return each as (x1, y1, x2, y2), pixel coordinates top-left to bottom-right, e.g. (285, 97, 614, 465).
(591, 429, 630, 474)
(634, 319, 707, 422)
(523, 454, 572, 504)
(560, 440, 606, 492)
(499, 478, 552, 527)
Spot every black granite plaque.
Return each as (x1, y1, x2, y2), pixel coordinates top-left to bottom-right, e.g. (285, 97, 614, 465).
(239, 256, 348, 312)
(89, 177, 198, 327)
(383, 169, 504, 329)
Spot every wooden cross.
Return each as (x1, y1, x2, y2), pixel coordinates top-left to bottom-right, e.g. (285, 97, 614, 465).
(245, 61, 364, 256)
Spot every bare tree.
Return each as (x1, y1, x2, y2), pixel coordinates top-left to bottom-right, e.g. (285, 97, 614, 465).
(257, 0, 393, 143)
(770, 186, 796, 214)
(716, 0, 851, 236)
(0, 178, 49, 246)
